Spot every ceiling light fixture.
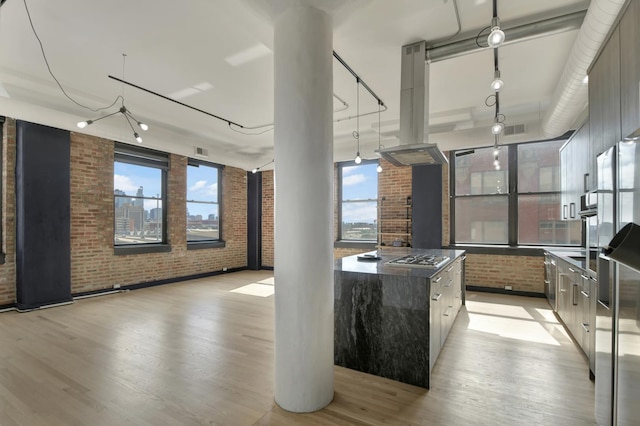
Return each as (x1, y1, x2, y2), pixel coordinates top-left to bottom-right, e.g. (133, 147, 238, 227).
(490, 70, 504, 92)
(354, 78, 361, 165)
(491, 118, 505, 135)
(77, 54, 148, 143)
(487, 17, 505, 48)
(376, 101, 383, 173)
(251, 159, 274, 174)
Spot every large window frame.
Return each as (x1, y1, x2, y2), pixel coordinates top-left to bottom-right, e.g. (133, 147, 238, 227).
(336, 159, 379, 246)
(113, 142, 170, 255)
(450, 137, 581, 248)
(186, 158, 225, 250)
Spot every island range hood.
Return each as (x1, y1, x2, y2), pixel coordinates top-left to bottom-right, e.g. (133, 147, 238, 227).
(378, 41, 448, 166)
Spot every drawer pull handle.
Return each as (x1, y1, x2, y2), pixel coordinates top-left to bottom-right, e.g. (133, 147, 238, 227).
(434, 276, 442, 283)
(582, 323, 590, 332)
(432, 293, 442, 301)
(580, 290, 590, 298)
(569, 267, 576, 273)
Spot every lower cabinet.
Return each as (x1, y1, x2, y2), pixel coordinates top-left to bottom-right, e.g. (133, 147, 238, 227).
(554, 255, 596, 374)
(430, 257, 464, 370)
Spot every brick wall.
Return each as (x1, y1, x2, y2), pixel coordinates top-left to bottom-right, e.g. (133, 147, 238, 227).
(261, 170, 274, 268)
(0, 119, 16, 305)
(465, 254, 544, 293)
(69, 133, 248, 293)
(0, 122, 248, 304)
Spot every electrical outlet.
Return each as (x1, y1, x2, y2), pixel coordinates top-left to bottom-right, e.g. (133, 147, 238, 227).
(223, 267, 228, 272)
(113, 284, 121, 289)
(504, 285, 513, 291)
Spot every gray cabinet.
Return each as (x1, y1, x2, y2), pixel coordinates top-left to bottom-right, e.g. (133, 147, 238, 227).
(589, 27, 621, 169)
(553, 254, 596, 372)
(544, 252, 557, 311)
(429, 256, 464, 370)
(560, 122, 589, 219)
(620, 0, 640, 139)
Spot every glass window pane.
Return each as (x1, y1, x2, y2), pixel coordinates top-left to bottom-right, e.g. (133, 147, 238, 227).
(340, 162, 378, 241)
(518, 194, 581, 245)
(187, 202, 219, 241)
(341, 163, 378, 201)
(341, 201, 378, 241)
(187, 164, 218, 202)
(455, 146, 508, 195)
(518, 140, 563, 193)
(114, 161, 163, 246)
(455, 196, 508, 244)
(187, 162, 220, 242)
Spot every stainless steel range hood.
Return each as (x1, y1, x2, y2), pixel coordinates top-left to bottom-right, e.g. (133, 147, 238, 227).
(378, 41, 448, 166)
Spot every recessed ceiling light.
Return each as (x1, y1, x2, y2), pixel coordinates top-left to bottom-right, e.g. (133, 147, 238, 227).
(225, 43, 272, 67)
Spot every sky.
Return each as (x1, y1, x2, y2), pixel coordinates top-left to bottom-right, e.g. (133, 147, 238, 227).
(341, 163, 378, 224)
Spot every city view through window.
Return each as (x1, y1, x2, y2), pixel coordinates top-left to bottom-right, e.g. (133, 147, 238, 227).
(186, 163, 220, 242)
(114, 162, 163, 245)
(113, 161, 221, 245)
(341, 162, 378, 241)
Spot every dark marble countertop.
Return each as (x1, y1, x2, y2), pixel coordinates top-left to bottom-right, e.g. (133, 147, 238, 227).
(544, 248, 591, 273)
(335, 248, 466, 279)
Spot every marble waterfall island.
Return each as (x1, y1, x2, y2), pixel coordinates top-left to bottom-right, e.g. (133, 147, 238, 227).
(334, 249, 466, 388)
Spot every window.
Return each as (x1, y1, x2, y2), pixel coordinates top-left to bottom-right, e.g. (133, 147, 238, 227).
(338, 161, 378, 241)
(517, 140, 580, 245)
(187, 159, 222, 243)
(114, 143, 168, 249)
(451, 139, 581, 246)
(453, 146, 508, 244)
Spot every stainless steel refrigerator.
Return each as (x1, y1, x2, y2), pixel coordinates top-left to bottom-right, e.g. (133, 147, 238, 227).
(595, 139, 640, 426)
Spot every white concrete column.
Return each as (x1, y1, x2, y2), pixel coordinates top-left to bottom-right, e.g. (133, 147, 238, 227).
(273, 2, 334, 413)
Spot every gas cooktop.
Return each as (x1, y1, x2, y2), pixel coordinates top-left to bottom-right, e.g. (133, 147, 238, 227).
(386, 254, 450, 269)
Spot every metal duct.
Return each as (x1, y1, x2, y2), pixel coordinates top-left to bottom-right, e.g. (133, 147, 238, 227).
(541, 0, 627, 138)
(426, 10, 587, 63)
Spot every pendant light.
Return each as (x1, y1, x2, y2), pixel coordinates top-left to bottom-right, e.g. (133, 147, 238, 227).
(353, 78, 361, 164)
(77, 54, 149, 143)
(376, 101, 382, 173)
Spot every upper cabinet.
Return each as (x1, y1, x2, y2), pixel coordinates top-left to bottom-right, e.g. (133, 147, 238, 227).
(589, 27, 621, 192)
(560, 121, 589, 220)
(620, 0, 640, 139)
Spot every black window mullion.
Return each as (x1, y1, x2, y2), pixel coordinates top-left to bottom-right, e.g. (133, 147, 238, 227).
(508, 145, 518, 246)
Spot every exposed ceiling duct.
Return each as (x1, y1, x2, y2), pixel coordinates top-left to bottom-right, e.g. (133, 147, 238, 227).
(378, 9, 590, 167)
(541, 0, 627, 138)
(426, 10, 587, 63)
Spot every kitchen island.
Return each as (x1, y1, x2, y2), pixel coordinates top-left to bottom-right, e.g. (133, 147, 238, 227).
(334, 248, 466, 388)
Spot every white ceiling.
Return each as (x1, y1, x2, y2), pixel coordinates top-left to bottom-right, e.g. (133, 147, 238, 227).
(0, 0, 592, 171)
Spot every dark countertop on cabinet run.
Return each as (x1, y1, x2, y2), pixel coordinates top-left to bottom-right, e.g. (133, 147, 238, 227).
(335, 248, 466, 279)
(544, 248, 596, 278)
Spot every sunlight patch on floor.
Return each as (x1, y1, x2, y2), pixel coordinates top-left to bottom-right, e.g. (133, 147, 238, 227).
(257, 277, 275, 285)
(230, 283, 274, 297)
(466, 300, 534, 320)
(467, 311, 561, 346)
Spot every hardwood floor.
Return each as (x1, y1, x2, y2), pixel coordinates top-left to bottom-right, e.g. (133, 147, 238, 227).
(0, 271, 596, 425)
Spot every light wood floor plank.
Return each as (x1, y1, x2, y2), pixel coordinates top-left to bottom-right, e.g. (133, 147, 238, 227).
(0, 271, 595, 425)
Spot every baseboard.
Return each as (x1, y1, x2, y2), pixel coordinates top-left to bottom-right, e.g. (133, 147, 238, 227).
(466, 285, 545, 298)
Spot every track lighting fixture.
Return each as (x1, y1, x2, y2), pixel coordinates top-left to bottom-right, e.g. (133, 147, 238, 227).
(490, 70, 504, 92)
(251, 159, 274, 174)
(77, 54, 148, 144)
(353, 78, 361, 165)
(491, 120, 504, 135)
(487, 17, 505, 48)
(376, 101, 382, 173)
